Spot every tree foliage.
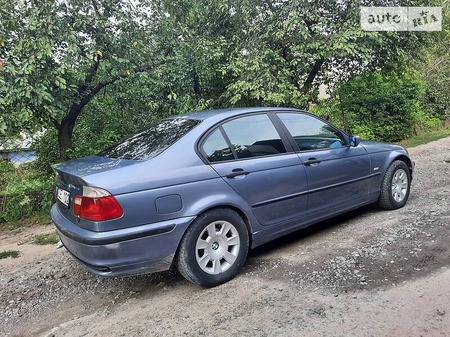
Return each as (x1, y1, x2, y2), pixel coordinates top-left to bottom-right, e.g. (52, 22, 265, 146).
(221, 0, 430, 106)
(0, 0, 442, 164)
(414, 6, 450, 121)
(0, 0, 166, 159)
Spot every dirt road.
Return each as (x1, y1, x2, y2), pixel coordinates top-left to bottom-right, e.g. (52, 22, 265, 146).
(1, 137, 449, 337)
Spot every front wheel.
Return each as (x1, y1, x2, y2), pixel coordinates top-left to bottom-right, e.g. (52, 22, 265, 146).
(176, 209, 249, 287)
(378, 160, 411, 210)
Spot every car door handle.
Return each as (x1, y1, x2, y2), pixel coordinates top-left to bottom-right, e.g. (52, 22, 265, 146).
(304, 158, 321, 166)
(225, 169, 250, 178)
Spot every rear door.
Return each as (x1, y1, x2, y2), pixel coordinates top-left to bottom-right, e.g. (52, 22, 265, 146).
(199, 113, 308, 226)
(275, 112, 371, 215)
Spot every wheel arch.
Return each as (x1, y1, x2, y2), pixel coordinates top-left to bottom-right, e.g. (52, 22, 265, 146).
(191, 204, 253, 247)
(174, 203, 253, 286)
(393, 154, 414, 177)
(378, 156, 412, 210)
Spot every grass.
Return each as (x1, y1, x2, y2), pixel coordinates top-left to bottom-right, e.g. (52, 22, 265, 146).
(0, 213, 51, 231)
(0, 250, 20, 259)
(399, 127, 450, 148)
(31, 232, 60, 245)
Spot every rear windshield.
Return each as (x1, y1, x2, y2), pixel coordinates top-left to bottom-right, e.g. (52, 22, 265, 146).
(99, 118, 201, 160)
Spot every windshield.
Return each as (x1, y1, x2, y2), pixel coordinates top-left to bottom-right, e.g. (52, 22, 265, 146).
(99, 118, 201, 160)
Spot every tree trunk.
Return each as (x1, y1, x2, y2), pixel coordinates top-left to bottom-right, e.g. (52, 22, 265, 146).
(192, 70, 201, 103)
(53, 58, 168, 161)
(303, 58, 325, 92)
(58, 120, 76, 161)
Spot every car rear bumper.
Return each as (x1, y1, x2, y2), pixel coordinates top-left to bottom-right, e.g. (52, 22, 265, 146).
(51, 203, 195, 277)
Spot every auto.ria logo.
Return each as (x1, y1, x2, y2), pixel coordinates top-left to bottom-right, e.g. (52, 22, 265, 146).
(361, 7, 442, 31)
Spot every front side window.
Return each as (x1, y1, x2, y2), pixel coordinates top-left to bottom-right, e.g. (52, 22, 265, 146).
(100, 118, 201, 160)
(277, 113, 345, 151)
(201, 114, 287, 162)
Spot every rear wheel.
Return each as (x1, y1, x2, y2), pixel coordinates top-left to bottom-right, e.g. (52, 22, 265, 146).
(176, 209, 249, 287)
(378, 160, 411, 210)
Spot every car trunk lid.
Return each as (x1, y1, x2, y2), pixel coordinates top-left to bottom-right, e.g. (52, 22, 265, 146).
(52, 156, 139, 225)
(53, 155, 138, 182)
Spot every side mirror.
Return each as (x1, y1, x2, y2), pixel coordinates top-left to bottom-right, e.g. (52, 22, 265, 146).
(348, 135, 360, 147)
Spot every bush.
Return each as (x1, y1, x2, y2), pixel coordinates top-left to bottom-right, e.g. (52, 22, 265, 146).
(31, 129, 61, 177)
(412, 108, 443, 134)
(309, 100, 346, 130)
(0, 161, 53, 223)
(310, 99, 376, 140)
(336, 71, 425, 142)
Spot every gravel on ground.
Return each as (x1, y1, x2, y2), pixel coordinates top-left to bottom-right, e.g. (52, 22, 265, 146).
(1, 136, 449, 337)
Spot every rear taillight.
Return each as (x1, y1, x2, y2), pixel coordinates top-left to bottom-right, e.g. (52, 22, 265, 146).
(73, 186, 123, 221)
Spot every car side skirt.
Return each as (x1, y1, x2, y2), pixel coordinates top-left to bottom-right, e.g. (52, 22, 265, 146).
(250, 191, 379, 248)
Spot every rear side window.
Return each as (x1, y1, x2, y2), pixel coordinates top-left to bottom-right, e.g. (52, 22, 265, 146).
(202, 114, 286, 162)
(202, 129, 234, 162)
(100, 118, 201, 160)
(223, 114, 286, 159)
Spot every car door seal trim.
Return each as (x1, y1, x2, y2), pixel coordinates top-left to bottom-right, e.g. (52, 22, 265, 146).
(252, 173, 380, 208)
(252, 190, 309, 207)
(308, 173, 381, 194)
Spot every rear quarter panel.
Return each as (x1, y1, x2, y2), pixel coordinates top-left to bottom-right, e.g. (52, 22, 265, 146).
(107, 175, 261, 234)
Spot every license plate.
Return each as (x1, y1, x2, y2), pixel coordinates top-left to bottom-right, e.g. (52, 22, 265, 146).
(57, 187, 70, 207)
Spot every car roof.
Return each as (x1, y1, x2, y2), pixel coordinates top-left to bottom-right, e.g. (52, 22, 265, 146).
(172, 107, 305, 121)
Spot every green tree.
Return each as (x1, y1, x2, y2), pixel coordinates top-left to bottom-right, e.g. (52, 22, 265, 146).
(0, 0, 438, 163)
(0, 0, 168, 160)
(152, 0, 244, 112)
(221, 0, 432, 106)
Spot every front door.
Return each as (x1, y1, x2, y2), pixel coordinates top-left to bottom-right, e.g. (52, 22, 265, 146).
(200, 113, 308, 226)
(276, 112, 371, 215)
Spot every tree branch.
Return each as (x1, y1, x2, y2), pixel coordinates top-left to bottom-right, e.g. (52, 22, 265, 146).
(91, 0, 101, 17)
(303, 19, 317, 36)
(61, 58, 167, 126)
(51, 117, 61, 131)
(77, 55, 101, 96)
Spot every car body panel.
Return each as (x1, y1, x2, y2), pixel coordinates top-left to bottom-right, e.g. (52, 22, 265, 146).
(251, 190, 380, 247)
(52, 203, 195, 275)
(360, 140, 414, 195)
(210, 153, 308, 226)
(51, 107, 414, 278)
(297, 146, 371, 214)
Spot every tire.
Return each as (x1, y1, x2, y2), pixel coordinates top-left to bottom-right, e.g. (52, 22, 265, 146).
(176, 208, 249, 287)
(378, 160, 411, 210)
